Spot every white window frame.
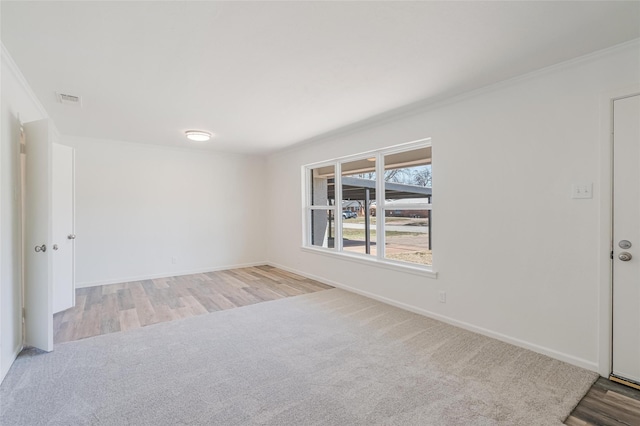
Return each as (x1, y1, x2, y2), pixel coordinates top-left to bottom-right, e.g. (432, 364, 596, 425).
(301, 138, 436, 278)
(302, 160, 339, 249)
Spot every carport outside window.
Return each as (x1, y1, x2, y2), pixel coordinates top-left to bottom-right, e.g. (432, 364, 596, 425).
(382, 147, 432, 266)
(308, 165, 336, 249)
(303, 139, 432, 269)
(341, 158, 376, 257)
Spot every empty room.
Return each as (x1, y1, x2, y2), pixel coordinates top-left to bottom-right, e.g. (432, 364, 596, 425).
(1, 1, 640, 425)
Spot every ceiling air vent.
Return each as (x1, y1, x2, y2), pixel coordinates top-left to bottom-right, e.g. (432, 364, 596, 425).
(55, 92, 82, 107)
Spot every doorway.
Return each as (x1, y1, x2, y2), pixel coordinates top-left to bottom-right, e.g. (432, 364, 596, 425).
(612, 94, 640, 388)
(21, 119, 76, 352)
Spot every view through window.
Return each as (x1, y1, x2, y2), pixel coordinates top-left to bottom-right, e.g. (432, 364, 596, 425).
(382, 147, 431, 265)
(305, 140, 432, 268)
(341, 157, 376, 257)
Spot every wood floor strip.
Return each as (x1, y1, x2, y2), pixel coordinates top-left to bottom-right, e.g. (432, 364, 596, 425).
(54, 266, 332, 345)
(610, 375, 640, 392)
(118, 309, 141, 332)
(604, 390, 640, 411)
(566, 377, 640, 426)
(180, 295, 209, 316)
(564, 416, 589, 426)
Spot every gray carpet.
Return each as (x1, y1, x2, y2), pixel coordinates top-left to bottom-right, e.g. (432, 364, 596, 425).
(1, 288, 597, 425)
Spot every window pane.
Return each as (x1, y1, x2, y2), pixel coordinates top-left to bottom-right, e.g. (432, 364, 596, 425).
(383, 147, 431, 206)
(383, 146, 431, 266)
(384, 214, 432, 266)
(310, 209, 335, 249)
(310, 165, 335, 206)
(341, 158, 376, 256)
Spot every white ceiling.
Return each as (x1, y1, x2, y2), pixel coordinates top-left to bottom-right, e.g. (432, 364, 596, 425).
(2, 1, 639, 154)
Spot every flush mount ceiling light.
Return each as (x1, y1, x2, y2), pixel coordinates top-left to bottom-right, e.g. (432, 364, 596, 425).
(185, 130, 212, 142)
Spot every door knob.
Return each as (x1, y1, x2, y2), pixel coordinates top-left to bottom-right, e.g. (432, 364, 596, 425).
(34, 244, 46, 253)
(619, 240, 632, 249)
(618, 252, 632, 261)
(67, 234, 76, 240)
(53, 244, 58, 251)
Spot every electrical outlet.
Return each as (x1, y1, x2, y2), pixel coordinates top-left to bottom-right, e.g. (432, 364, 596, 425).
(171, 257, 177, 264)
(439, 291, 446, 303)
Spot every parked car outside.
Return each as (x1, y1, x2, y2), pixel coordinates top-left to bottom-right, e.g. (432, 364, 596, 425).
(342, 211, 357, 219)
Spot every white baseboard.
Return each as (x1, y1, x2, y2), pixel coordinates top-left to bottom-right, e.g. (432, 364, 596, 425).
(0, 343, 23, 386)
(269, 261, 599, 373)
(75, 261, 268, 288)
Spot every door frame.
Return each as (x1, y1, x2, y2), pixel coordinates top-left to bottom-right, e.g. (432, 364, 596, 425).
(22, 118, 55, 352)
(52, 143, 76, 312)
(599, 87, 640, 377)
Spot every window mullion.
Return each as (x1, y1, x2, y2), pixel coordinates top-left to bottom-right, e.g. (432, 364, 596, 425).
(335, 161, 343, 251)
(302, 167, 310, 247)
(376, 152, 385, 260)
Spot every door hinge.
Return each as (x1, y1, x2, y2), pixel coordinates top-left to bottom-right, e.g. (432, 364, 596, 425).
(611, 250, 614, 259)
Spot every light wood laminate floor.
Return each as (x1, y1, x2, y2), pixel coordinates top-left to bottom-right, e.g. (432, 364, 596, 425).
(53, 265, 332, 344)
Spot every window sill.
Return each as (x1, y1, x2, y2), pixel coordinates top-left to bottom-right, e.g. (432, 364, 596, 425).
(300, 246, 438, 279)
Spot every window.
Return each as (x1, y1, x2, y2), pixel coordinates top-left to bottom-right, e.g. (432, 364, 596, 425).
(303, 139, 432, 271)
(308, 165, 335, 249)
(341, 158, 376, 257)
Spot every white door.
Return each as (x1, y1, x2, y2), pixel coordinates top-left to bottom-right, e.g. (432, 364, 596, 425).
(612, 94, 640, 384)
(23, 119, 54, 352)
(52, 143, 75, 314)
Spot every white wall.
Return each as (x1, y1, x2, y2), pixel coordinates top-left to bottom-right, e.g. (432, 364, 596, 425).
(2, 33, 637, 387)
(1, 44, 267, 383)
(60, 136, 267, 287)
(0, 47, 48, 383)
(265, 41, 640, 372)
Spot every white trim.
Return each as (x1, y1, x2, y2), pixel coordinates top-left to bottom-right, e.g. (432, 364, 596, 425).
(308, 205, 336, 210)
(50, 123, 62, 143)
(71, 149, 76, 306)
(599, 87, 640, 377)
(303, 158, 338, 170)
(301, 166, 309, 247)
(75, 261, 268, 288)
(1, 44, 49, 119)
(1, 43, 52, 384)
(0, 145, 1, 387)
(300, 246, 437, 279)
(0, 344, 23, 386)
(381, 203, 431, 210)
(270, 261, 598, 372)
(304, 138, 431, 171)
(334, 161, 343, 251)
(273, 39, 640, 158)
(376, 152, 385, 259)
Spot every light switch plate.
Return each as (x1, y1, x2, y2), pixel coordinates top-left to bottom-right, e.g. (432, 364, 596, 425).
(571, 183, 593, 199)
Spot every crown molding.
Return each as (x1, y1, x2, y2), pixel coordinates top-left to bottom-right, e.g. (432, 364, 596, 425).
(1, 43, 50, 119)
(273, 38, 640, 158)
